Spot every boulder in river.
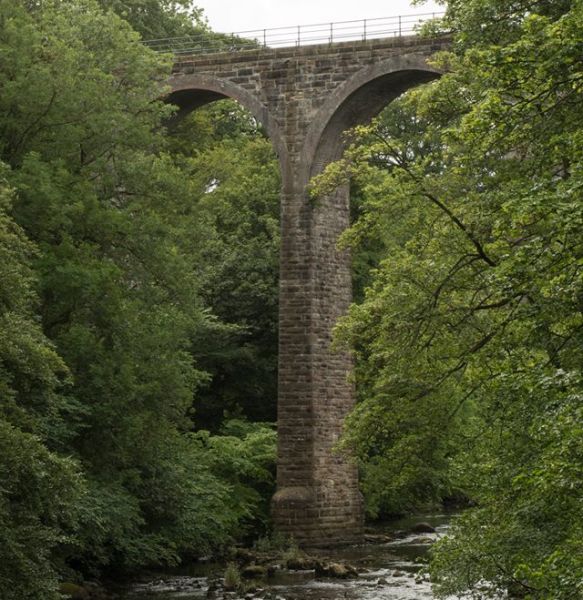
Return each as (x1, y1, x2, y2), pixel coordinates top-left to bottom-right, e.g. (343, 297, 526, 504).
(316, 561, 358, 578)
(234, 548, 256, 564)
(411, 522, 436, 534)
(285, 556, 317, 570)
(241, 565, 267, 579)
(411, 536, 435, 544)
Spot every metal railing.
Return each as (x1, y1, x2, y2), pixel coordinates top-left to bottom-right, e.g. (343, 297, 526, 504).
(143, 12, 445, 55)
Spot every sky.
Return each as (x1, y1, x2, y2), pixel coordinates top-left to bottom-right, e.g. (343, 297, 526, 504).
(196, 1, 442, 35)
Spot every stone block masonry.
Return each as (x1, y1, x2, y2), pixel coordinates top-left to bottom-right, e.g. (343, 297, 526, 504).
(167, 34, 450, 546)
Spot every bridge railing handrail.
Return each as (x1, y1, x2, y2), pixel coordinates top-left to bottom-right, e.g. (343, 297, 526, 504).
(143, 12, 445, 55)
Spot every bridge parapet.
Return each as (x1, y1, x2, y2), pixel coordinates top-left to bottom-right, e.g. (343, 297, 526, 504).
(145, 12, 445, 55)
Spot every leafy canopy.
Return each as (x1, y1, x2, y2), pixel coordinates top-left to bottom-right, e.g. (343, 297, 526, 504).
(314, 0, 583, 596)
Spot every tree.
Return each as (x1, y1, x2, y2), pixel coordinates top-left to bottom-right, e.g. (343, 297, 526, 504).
(0, 171, 82, 599)
(166, 101, 281, 428)
(0, 0, 278, 587)
(314, 0, 583, 596)
(0, 1, 282, 593)
(97, 0, 206, 39)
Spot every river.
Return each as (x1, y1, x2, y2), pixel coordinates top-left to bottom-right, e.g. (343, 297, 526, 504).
(115, 512, 477, 600)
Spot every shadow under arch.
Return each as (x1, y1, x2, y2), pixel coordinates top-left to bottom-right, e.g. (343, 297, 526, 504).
(166, 73, 289, 183)
(302, 53, 442, 184)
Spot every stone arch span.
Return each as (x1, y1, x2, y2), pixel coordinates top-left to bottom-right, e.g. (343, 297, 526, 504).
(165, 74, 289, 184)
(304, 53, 442, 182)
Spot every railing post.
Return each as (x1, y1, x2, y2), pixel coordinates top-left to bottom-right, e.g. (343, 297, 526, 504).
(399, 15, 402, 37)
(297, 25, 301, 46)
(330, 22, 333, 44)
(363, 19, 367, 41)
(263, 29, 267, 47)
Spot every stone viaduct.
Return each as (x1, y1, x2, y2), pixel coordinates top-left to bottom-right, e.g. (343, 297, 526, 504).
(166, 33, 450, 545)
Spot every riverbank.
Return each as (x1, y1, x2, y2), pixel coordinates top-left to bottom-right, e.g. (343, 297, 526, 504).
(102, 512, 458, 600)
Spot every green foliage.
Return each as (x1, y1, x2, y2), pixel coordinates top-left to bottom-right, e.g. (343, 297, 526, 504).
(0, 0, 280, 595)
(0, 170, 71, 439)
(203, 420, 277, 537)
(0, 421, 82, 600)
(67, 420, 275, 571)
(223, 562, 242, 591)
(0, 172, 83, 598)
(97, 0, 206, 39)
(193, 137, 280, 425)
(431, 0, 574, 49)
(253, 530, 294, 554)
(281, 538, 304, 564)
(73, 431, 247, 570)
(313, 99, 465, 518)
(0, 0, 171, 169)
(168, 102, 281, 427)
(320, 0, 583, 595)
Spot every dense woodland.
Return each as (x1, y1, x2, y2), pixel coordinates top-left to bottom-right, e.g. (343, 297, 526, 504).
(0, 1, 581, 599)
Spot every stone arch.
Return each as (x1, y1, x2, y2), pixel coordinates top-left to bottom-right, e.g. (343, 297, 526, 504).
(166, 73, 290, 184)
(301, 53, 442, 183)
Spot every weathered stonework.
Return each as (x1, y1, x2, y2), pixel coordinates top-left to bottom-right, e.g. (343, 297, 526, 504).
(167, 35, 449, 546)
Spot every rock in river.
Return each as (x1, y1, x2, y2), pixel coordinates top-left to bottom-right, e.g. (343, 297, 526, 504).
(411, 522, 436, 534)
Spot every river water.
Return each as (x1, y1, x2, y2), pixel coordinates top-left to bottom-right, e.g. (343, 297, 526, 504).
(116, 513, 472, 600)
